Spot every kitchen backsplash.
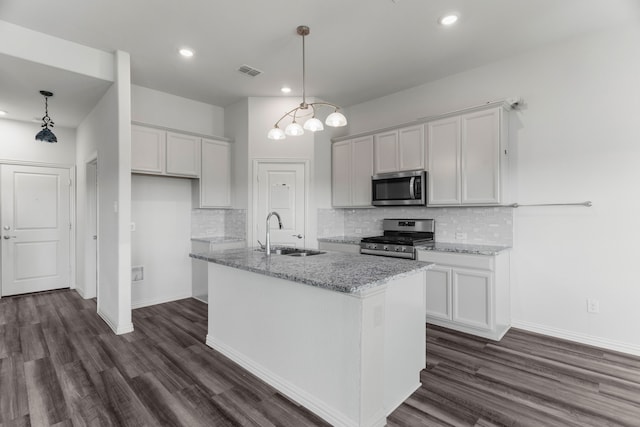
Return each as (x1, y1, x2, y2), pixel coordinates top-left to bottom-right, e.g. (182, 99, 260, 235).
(318, 206, 513, 246)
(192, 209, 247, 239)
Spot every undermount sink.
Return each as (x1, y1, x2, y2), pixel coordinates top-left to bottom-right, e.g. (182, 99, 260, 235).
(257, 247, 325, 256)
(275, 248, 325, 256)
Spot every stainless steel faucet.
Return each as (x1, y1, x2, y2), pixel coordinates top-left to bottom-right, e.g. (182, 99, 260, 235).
(265, 211, 283, 255)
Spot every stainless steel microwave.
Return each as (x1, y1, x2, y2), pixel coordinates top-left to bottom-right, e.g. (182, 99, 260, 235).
(371, 170, 427, 206)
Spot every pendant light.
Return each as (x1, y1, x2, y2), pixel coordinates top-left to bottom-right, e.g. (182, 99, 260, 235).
(267, 26, 347, 140)
(35, 90, 57, 143)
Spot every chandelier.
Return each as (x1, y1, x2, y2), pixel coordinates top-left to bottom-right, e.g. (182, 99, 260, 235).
(35, 90, 57, 143)
(267, 26, 347, 140)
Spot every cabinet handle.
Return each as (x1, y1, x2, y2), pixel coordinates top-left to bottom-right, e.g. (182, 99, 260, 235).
(292, 234, 303, 239)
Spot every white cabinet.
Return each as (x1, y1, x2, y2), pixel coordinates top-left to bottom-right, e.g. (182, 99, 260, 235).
(197, 139, 231, 208)
(166, 132, 200, 177)
(131, 125, 165, 174)
(131, 125, 199, 178)
(332, 136, 374, 208)
(427, 106, 507, 206)
(191, 239, 245, 303)
(373, 125, 425, 174)
(417, 249, 510, 341)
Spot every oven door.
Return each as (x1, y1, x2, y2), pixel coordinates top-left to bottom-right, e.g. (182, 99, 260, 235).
(371, 170, 426, 206)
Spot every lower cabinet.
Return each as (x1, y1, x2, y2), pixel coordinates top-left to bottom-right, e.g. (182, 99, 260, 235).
(191, 239, 245, 303)
(417, 249, 510, 341)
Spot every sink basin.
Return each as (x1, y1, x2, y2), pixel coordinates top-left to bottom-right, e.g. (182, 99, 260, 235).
(275, 248, 325, 256)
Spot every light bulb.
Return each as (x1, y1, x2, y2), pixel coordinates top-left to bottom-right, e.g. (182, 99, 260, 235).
(267, 127, 286, 140)
(439, 14, 459, 26)
(303, 117, 324, 132)
(285, 122, 304, 136)
(325, 111, 347, 127)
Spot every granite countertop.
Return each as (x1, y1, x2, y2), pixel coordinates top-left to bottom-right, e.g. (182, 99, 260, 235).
(416, 242, 511, 256)
(191, 236, 245, 244)
(317, 235, 366, 245)
(190, 247, 432, 294)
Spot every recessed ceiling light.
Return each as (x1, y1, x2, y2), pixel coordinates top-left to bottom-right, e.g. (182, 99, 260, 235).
(439, 14, 459, 26)
(0, 110, 7, 116)
(281, 86, 292, 94)
(179, 48, 194, 58)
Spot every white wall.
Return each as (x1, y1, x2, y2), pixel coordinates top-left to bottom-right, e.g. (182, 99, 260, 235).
(131, 85, 224, 136)
(244, 97, 336, 248)
(224, 99, 249, 209)
(0, 119, 76, 165)
(130, 85, 225, 306)
(131, 174, 192, 307)
(343, 24, 640, 354)
(76, 51, 132, 335)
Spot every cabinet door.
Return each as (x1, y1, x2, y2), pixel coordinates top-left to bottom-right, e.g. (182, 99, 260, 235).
(398, 125, 425, 171)
(374, 130, 399, 174)
(331, 140, 352, 207)
(350, 136, 374, 207)
(200, 139, 231, 208)
(427, 117, 461, 205)
(461, 108, 501, 204)
(452, 268, 493, 331)
(131, 125, 165, 174)
(166, 132, 200, 177)
(425, 266, 452, 321)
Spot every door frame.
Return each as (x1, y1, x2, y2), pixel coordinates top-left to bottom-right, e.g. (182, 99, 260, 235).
(85, 157, 99, 302)
(0, 159, 76, 297)
(250, 159, 310, 249)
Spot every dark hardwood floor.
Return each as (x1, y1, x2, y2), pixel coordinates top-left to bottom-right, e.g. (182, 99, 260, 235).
(1, 289, 639, 426)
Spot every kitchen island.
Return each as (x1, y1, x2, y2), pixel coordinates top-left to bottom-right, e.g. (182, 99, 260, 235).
(190, 248, 433, 427)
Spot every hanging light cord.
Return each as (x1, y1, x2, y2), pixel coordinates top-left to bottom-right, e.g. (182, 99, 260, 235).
(41, 96, 54, 129)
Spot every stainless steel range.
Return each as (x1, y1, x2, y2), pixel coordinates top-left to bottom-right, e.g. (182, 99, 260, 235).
(360, 218, 435, 259)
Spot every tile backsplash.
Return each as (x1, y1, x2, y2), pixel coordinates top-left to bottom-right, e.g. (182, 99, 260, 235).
(318, 206, 513, 246)
(192, 209, 247, 239)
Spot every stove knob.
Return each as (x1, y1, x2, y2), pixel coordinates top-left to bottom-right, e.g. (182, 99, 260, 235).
(394, 247, 400, 252)
(383, 245, 389, 251)
(401, 247, 407, 252)
(369, 244, 377, 249)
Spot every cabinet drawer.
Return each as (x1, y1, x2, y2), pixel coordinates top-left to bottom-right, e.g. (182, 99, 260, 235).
(417, 250, 494, 270)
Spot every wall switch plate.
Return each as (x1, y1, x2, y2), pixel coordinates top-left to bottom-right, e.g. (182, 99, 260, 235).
(455, 232, 467, 240)
(355, 228, 362, 234)
(587, 298, 600, 313)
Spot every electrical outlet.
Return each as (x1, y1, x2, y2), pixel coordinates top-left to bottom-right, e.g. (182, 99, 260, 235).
(455, 232, 467, 240)
(355, 228, 362, 234)
(130, 222, 136, 232)
(587, 298, 600, 313)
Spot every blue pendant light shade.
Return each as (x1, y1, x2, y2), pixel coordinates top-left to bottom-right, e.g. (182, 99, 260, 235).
(35, 90, 57, 143)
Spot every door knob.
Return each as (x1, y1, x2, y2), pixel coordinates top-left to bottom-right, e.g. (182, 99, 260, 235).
(3, 226, 10, 230)
(3, 235, 16, 239)
(292, 234, 303, 239)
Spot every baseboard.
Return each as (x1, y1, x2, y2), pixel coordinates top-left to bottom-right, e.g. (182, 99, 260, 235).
(98, 308, 134, 335)
(511, 320, 640, 357)
(131, 292, 192, 309)
(206, 335, 376, 427)
(74, 286, 86, 299)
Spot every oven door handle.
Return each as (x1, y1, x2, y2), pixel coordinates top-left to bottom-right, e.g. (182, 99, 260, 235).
(409, 177, 416, 199)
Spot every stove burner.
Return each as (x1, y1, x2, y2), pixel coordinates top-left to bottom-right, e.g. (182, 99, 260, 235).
(359, 218, 435, 259)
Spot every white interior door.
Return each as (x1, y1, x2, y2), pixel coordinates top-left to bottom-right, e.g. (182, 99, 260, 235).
(256, 162, 306, 248)
(1, 164, 71, 296)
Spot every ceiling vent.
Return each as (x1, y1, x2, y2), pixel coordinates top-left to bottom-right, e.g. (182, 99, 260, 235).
(237, 64, 263, 77)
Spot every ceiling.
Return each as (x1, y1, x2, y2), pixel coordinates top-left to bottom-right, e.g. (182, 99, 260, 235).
(0, 0, 639, 128)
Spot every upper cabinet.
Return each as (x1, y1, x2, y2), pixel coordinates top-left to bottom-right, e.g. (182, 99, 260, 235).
(165, 132, 200, 177)
(131, 125, 199, 178)
(131, 125, 165, 174)
(132, 124, 233, 209)
(373, 125, 425, 174)
(198, 138, 231, 208)
(427, 106, 508, 206)
(332, 136, 374, 208)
